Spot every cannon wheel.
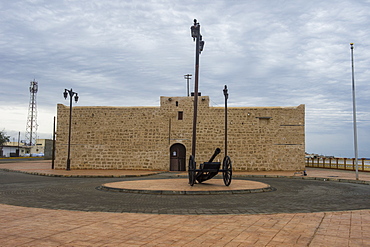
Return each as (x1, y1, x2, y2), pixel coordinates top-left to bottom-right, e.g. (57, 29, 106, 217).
(222, 156, 232, 186)
(188, 155, 196, 186)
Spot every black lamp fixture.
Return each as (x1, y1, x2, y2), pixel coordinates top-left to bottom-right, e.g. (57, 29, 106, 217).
(190, 20, 199, 41)
(190, 19, 205, 53)
(199, 35, 205, 53)
(64, 89, 79, 103)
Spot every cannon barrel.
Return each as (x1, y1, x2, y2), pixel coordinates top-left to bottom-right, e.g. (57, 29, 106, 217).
(208, 148, 221, 162)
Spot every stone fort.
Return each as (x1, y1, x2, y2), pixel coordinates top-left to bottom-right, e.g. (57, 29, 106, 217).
(55, 96, 305, 171)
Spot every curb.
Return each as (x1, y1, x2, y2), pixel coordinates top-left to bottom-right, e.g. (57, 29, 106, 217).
(167, 173, 370, 186)
(233, 174, 370, 185)
(96, 185, 274, 195)
(0, 168, 164, 178)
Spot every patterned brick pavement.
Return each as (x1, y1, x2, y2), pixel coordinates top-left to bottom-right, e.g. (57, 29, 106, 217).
(1, 160, 370, 246)
(0, 204, 369, 246)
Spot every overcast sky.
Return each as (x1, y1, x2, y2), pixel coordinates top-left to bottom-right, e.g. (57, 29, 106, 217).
(1, 0, 369, 158)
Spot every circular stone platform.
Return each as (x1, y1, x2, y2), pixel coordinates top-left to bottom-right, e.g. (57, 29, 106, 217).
(99, 179, 272, 195)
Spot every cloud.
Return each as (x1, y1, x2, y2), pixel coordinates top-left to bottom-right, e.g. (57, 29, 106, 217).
(0, 0, 369, 157)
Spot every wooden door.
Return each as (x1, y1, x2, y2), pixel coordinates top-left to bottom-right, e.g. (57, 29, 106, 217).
(170, 144, 186, 171)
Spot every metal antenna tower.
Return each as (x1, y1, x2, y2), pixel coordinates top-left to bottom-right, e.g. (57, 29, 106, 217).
(26, 80, 38, 146)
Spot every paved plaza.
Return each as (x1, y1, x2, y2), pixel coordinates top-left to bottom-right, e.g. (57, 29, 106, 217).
(0, 160, 370, 246)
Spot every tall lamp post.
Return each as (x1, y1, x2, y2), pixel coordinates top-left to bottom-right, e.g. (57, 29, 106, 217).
(350, 43, 359, 180)
(190, 19, 205, 159)
(223, 85, 228, 157)
(63, 88, 79, 171)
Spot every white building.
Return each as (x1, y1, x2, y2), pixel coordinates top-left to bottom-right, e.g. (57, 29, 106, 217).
(0, 139, 51, 157)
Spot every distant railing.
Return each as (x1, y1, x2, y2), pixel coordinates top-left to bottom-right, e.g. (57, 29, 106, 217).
(305, 157, 370, 172)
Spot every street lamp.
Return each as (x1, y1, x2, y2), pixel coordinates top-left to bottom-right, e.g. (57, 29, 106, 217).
(190, 19, 205, 159)
(63, 88, 79, 171)
(350, 43, 359, 180)
(223, 85, 229, 157)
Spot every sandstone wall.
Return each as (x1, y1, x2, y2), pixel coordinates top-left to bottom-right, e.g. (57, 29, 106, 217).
(55, 96, 305, 171)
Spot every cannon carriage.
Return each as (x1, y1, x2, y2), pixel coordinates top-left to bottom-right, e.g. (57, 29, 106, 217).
(188, 148, 232, 186)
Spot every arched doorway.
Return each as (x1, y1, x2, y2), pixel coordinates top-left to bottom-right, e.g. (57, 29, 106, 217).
(170, 143, 186, 171)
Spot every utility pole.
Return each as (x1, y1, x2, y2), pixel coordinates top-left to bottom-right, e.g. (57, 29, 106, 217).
(184, 74, 192, 96)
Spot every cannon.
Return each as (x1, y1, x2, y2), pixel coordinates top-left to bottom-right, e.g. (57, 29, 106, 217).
(188, 148, 232, 186)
